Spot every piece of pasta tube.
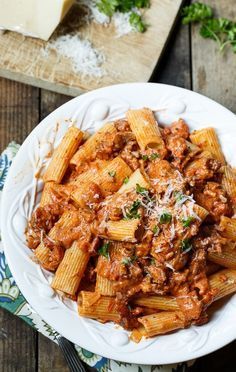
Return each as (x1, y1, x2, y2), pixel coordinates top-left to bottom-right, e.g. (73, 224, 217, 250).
(70, 123, 116, 166)
(78, 291, 120, 322)
(137, 311, 186, 338)
(95, 275, 116, 296)
(51, 241, 90, 296)
(71, 157, 132, 205)
(219, 216, 236, 241)
(99, 219, 143, 242)
(43, 126, 83, 183)
(98, 157, 133, 196)
(133, 295, 179, 311)
(221, 165, 236, 201)
(126, 108, 165, 153)
(35, 210, 81, 269)
(190, 127, 225, 164)
(192, 203, 209, 221)
(209, 268, 236, 301)
(208, 244, 236, 270)
(40, 182, 56, 207)
(118, 169, 150, 194)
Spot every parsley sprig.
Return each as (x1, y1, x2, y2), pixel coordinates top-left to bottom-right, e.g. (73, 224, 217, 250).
(96, 0, 150, 33)
(98, 242, 110, 259)
(182, 2, 236, 53)
(124, 200, 141, 220)
(181, 239, 192, 254)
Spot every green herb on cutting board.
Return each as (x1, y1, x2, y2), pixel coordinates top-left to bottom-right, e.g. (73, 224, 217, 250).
(182, 2, 236, 53)
(96, 0, 150, 32)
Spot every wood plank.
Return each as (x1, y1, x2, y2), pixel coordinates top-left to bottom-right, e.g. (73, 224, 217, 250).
(191, 0, 236, 113)
(38, 334, 69, 372)
(0, 0, 184, 96)
(38, 89, 70, 371)
(0, 310, 37, 372)
(0, 78, 39, 152)
(0, 77, 39, 370)
(152, 19, 191, 89)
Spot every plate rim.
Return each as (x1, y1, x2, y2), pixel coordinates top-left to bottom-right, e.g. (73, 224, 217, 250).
(1, 82, 236, 365)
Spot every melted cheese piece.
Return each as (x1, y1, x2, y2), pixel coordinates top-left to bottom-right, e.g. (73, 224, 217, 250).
(0, 0, 75, 41)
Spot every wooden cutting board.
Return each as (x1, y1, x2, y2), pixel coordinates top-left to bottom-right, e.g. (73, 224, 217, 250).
(0, 0, 184, 96)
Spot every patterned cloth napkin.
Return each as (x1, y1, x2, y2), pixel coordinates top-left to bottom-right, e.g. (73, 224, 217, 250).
(0, 143, 195, 372)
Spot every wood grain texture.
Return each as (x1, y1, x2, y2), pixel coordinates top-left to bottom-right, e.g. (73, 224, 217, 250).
(0, 310, 37, 372)
(38, 335, 69, 372)
(152, 18, 191, 89)
(0, 78, 39, 152)
(0, 0, 184, 96)
(191, 0, 236, 113)
(38, 89, 70, 372)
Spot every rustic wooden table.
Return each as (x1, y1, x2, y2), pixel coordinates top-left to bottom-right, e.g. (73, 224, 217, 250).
(0, 1, 235, 371)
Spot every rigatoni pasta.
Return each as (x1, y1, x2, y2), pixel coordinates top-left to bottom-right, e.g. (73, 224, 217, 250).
(43, 126, 83, 183)
(190, 127, 225, 164)
(126, 108, 165, 153)
(26, 108, 236, 341)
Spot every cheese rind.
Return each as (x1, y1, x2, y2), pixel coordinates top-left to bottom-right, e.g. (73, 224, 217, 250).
(0, 0, 75, 41)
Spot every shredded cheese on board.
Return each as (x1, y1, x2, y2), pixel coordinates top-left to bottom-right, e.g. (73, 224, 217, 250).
(45, 34, 105, 77)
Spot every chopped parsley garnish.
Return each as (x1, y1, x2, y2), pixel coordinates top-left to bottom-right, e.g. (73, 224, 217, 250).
(121, 255, 138, 265)
(124, 200, 141, 220)
(123, 176, 129, 184)
(174, 191, 184, 202)
(108, 170, 116, 177)
(150, 258, 156, 265)
(141, 153, 160, 161)
(129, 12, 147, 33)
(152, 225, 159, 235)
(97, 0, 150, 33)
(149, 153, 160, 160)
(160, 212, 172, 224)
(182, 216, 195, 228)
(98, 242, 110, 259)
(136, 183, 148, 195)
(181, 239, 192, 254)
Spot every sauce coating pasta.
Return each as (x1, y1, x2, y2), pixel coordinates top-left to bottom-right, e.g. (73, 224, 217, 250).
(26, 108, 236, 339)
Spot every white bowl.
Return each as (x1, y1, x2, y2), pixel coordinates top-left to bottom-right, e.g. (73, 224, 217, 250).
(1, 83, 236, 365)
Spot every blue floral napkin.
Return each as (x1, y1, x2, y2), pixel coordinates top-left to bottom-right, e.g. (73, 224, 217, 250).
(0, 143, 194, 371)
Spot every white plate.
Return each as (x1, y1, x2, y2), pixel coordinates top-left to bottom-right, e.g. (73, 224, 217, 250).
(1, 83, 236, 365)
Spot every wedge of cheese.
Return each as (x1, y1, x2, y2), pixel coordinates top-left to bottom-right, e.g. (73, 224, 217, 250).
(0, 0, 75, 41)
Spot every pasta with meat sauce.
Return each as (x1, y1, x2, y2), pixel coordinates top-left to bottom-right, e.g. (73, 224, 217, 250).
(26, 108, 236, 340)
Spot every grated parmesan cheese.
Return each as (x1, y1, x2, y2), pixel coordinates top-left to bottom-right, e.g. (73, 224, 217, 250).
(79, 0, 136, 38)
(45, 34, 105, 77)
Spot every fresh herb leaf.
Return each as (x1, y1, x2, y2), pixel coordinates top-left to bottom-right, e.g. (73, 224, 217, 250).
(160, 212, 172, 224)
(108, 170, 116, 177)
(152, 225, 159, 235)
(121, 255, 138, 265)
(182, 216, 195, 228)
(200, 18, 236, 52)
(150, 258, 156, 265)
(98, 242, 110, 259)
(174, 191, 184, 202)
(123, 176, 129, 184)
(142, 154, 148, 161)
(129, 12, 147, 33)
(181, 239, 192, 254)
(149, 153, 160, 160)
(124, 200, 141, 219)
(136, 183, 148, 195)
(97, 0, 119, 16)
(182, 2, 236, 54)
(96, 0, 150, 32)
(182, 2, 213, 24)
